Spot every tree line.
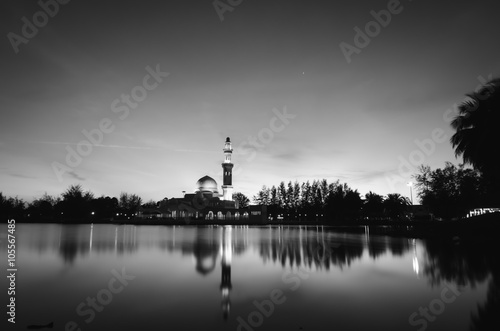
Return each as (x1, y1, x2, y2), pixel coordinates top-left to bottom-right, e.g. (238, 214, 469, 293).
(253, 179, 411, 221)
(1, 185, 144, 222)
(0, 185, 251, 222)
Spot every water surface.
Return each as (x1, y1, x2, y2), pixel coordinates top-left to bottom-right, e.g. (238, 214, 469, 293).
(1, 224, 496, 331)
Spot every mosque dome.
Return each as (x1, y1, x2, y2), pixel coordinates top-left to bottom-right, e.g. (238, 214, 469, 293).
(196, 175, 219, 194)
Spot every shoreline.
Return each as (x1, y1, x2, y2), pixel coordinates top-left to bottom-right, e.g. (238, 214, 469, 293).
(6, 213, 499, 240)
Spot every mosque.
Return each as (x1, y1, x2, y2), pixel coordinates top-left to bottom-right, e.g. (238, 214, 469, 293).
(138, 137, 266, 222)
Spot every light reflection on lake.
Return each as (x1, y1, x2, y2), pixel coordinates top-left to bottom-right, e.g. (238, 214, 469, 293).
(1, 224, 497, 331)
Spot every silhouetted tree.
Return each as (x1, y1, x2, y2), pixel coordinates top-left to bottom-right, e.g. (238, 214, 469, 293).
(0, 192, 26, 219)
(267, 185, 280, 218)
(277, 181, 286, 209)
(450, 78, 500, 203)
(269, 185, 278, 205)
(253, 185, 270, 205)
(285, 181, 294, 211)
(118, 192, 142, 216)
(59, 185, 94, 220)
(325, 183, 362, 221)
(27, 193, 59, 220)
(300, 181, 312, 208)
(292, 181, 301, 210)
(91, 196, 119, 219)
(254, 179, 371, 221)
(142, 199, 158, 209)
(414, 163, 485, 219)
(310, 180, 320, 208)
(313, 187, 323, 211)
(320, 179, 330, 206)
(233, 192, 250, 208)
(363, 191, 385, 219)
(383, 193, 410, 220)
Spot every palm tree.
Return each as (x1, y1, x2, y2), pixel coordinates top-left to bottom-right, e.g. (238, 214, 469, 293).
(363, 191, 384, 218)
(450, 78, 500, 202)
(383, 193, 411, 220)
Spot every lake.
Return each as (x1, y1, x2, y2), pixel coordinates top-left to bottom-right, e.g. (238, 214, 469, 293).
(1, 223, 496, 331)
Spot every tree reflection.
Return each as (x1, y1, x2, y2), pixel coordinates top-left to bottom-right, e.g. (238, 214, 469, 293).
(59, 225, 80, 264)
(258, 226, 410, 270)
(423, 239, 491, 287)
(58, 224, 138, 262)
(421, 238, 500, 331)
(470, 272, 500, 331)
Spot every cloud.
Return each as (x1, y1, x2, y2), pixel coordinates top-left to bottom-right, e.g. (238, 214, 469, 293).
(29, 140, 162, 150)
(68, 171, 85, 181)
(350, 169, 392, 182)
(7, 139, 220, 153)
(173, 148, 219, 154)
(272, 151, 301, 162)
(9, 173, 39, 180)
(294, 168, 392, 185)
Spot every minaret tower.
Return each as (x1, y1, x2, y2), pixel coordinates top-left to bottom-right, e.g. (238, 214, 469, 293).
(221, 137, 233, 201)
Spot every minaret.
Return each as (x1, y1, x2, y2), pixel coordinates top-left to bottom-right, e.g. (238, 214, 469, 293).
(221, 137, 233, 201)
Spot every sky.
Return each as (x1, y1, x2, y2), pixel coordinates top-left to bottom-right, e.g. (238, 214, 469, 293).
(1, 0, 499, 203)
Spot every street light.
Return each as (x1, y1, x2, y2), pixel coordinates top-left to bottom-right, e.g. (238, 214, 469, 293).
(407, 182, 413, 205)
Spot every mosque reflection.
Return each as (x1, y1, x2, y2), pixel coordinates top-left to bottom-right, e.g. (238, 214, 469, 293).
(49, 224, 499, 328)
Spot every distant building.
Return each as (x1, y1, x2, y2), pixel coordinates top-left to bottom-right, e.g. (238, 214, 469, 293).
(137, 137, 266, 222)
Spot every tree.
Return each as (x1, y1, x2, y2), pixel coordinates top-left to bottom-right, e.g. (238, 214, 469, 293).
(383, 193, 411, 220)
(253, 186, 270, 205)
(269, 186, 278, 206)
(27, 193, 60, 220)
(450, 78, 500, 203)
(142, 199, 158, 209)
(233, 192, 250, 208)
(91, 196, 118, 219)
(325, 183, 362, 221)
(277, 181, 286, 209)
(0, 192, 26, 219)
(285, 181, 294, 210)
(363, 191, 384, 218)
(320, 179, 329, 206)
(118, 192, 142, 216)
(311, 180, 322, 210)
(414, 162, 485, 218)
(60, 185, 94, 219)
(292, 181, 301, 210)
(300, 181, 312, 209)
